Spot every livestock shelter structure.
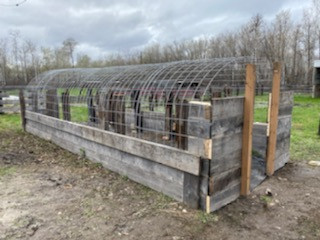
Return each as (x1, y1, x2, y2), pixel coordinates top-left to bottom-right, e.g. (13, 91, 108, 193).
(22, 57, 293, 212)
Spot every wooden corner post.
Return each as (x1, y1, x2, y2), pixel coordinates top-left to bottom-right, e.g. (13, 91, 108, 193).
(241, 64, 256, 196)
(266, 62, 281, 176)
(19, 89, 26, 131)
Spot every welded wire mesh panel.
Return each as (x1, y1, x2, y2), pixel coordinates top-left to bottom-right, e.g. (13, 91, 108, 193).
(27, 57, 272, 151)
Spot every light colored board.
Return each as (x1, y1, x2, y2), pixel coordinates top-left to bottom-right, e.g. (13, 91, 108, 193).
(266, 62, 281, 176)
(25, 111, 200, 176)
(241, 64, 256, 196)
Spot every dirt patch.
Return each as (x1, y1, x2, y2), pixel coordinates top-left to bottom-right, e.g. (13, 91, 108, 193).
(0, 130, 320, 239)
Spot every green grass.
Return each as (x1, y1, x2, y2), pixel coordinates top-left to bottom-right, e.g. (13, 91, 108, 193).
(290, 94, 320, 161)
(0, 166, 16, 178)
(70, 105, 88, 123)
(254, 94, 269, 123)
(0, 114, 21, 131)
(253, 93, 320, 161)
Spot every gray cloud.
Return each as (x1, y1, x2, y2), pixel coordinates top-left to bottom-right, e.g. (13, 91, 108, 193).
(0, 0, 311, 58)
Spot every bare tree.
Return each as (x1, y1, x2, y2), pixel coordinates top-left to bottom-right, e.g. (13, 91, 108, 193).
(62, 38, 78, 68)
(302, 9, 316, 84)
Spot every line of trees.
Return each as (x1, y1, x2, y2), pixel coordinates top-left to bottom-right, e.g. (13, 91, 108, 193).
(0, 0, 319, 86)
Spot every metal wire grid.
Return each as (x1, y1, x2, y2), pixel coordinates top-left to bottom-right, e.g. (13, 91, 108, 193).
(27, 57, 273, 150)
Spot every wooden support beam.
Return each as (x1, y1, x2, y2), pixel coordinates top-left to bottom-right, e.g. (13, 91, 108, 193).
(46, 89, 59, 118)
(62, 91, 71, 121)
(114, 94, 126, 134)
(19, 90, 26, 131)
(266, 62, 281, 176)
(175, 99, 188, 150)
(241, 64, 256, 196)
(0, 90, 3, 114)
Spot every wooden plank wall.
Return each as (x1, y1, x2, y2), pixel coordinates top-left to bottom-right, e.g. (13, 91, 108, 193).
(208, 97, 245, 212)
(274, 91, 294, 171)
(25, 111, 202, 207)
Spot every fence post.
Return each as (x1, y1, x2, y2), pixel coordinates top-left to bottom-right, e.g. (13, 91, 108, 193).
(0, 90, 3, 114)
(241, 64, 256, 196)
(266, 62, 281, 176)
(19, 89, 26, 131)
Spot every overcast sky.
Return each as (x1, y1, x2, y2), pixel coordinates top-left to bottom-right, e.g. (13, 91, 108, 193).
(0, 0, 313, 58)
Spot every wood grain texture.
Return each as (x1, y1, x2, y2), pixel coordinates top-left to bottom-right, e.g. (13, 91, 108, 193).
(266, 62, 281, 176)
(241, 64, 256, 196)
(26, 119, 186, 202)
(25, 111, 201, 175)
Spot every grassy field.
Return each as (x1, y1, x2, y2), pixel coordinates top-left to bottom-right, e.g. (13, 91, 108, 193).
(1, 94, 319, 162)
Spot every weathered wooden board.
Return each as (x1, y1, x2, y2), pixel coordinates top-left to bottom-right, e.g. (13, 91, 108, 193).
(183, 172, 200, 208)
(25, 111, 200, 176)
(0, 93, 9, 98)
(207, 96, 244, 211)
(212, 97, 244, 120)
(189, 101, 211, 120)
(187, 117, 211, 138)
(209, 180, 240, 212)
(26, 119, 185, 202)
(278, 91, 294, 117)
(210, 131, 243, 174)
(252, 123, 268, 158)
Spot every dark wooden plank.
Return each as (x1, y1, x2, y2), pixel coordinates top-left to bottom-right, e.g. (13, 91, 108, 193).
(19, 90, 26, 131)
(183, 172, 200, 208)
(62, 91, 71, 121)
(46, 89, 59, 118)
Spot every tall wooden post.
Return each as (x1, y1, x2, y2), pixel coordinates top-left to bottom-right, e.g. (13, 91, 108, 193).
(0, 90, 3, 114)
(241, 64, 256, 196)
(165, 92, 174, 140)
(175, 99, 188, 150)
(19, 89, 26, 131)
(266, 62, 281, 176)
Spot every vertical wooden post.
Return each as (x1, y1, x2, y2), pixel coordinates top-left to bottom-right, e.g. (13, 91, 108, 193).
(318, 114, 320, 136)
(98, 93, 107, 130)
(46, 89, 59, 118)
(241, 64, 256, 196)
(87, 89, 96, 123)
(62, 90, 71, 121)
(114, 94, 126, 134)
(266, 62, 281, 176)
(0, 90, 3, 114)
(165, 92, 174, 140)
(175, 99, 188, 150)
(19, 89, 26, 131)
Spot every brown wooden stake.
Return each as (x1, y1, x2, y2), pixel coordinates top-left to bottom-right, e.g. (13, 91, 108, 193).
(241, 64, 256, 196)
(19, 89, 26, 131)
(266, 62, 281, 176)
